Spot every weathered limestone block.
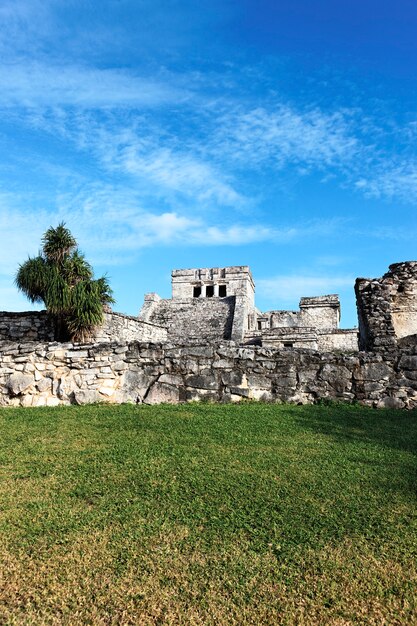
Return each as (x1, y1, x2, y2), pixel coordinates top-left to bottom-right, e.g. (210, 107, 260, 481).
(74, 390, 102, 405)
(319, 364, 352, 393)
(228, 386, 250, 398)
(221, 370, 243, 386)
(8, 373, 34, 395)
(402, 370, 417, 381)
(159, 373, 183, 386)
(145, 382, 182, 404)
(113, 360, 127, 372)
(237, 348, 256, 361)
(246, 373, 272, 389)
(182, 359, 199, 374)
(398, 355, 417, 370)
(121, 370, 157, 402)
(185, 373, 218, 390)
(377, 396, 405, 409)
(360, 362, 392, 381)
(298, 369, 319, 384)
(212, 359, 235, 369)
(185, 388, 220, 402)
(183, 346, 215, 358)
(65, 350, 89, 359)
(60, 376, 80, 399)
(36, 377, 52, 393)
(21, 395, 34, 407)
(249, 388, 274, 401)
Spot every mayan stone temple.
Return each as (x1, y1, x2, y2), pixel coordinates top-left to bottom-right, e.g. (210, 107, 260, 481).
(138, 266, 358, 351)
(2, 261, 417, 408)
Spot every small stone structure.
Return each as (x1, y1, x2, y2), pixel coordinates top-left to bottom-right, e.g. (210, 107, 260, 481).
(356, 262, 417, 352)
(1, 261, 417, 408)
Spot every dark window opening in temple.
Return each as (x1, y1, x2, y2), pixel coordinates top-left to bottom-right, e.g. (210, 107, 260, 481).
(257, 321, 262, 330)
(206, 285, 214, 297)
(284, 342, 293, 348)
(193, 286, 201, 298)
(219, 285, 227, 297)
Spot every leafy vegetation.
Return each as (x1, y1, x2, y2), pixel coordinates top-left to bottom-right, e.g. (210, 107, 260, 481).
(0, 402, 416, 624)
(15, 223, 114, 342)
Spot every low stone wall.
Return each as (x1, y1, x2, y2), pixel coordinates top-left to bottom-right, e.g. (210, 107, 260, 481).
(1, 340, 416, 409)
(317, 329, 359, 352)
(94, 312, 167, 343)
(0, 310, 167, 344)
(0, 311, 55, 342)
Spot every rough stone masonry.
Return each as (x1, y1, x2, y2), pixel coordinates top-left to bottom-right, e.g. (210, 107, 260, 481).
(1, 261, 417, 408)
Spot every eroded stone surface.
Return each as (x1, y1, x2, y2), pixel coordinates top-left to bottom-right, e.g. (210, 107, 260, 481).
(8, 373, 34, 395)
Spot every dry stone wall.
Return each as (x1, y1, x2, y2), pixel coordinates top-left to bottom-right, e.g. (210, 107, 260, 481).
(1, 339, 416, 409)
(0, 311, 167, 344)
(0, 311, 55, 342)
(95, 312, 167, 343)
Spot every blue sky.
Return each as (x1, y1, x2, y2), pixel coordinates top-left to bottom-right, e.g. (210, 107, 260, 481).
(1, 0, 417, 327)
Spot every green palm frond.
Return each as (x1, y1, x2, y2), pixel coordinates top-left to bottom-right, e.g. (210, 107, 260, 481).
(44, 266, 71, 314)
(64, 250, 93, 284)
(15, 256, 48, 304)
(95, 276, 115, 306)
(67, 280, 105, 341)
(42, 222, 77, 264)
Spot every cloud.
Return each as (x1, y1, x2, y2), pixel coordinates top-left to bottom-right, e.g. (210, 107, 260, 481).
(0, 0, 54, 57)
(0, 185, 345, 293)
(209, 105, 360, 171)
(0, 62, 187, 109)
(117, 143, 244, 207)
(257, 275, 354, 302)
(0, 277, 38, 312)
(355, 161, 417, 202)
(0, 200, 51, 274)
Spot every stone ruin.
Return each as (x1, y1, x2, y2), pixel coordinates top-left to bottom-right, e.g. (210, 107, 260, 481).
(356, 261, 417, 352)
(1, 261, 417, 408)
(138, 266, 359, 351)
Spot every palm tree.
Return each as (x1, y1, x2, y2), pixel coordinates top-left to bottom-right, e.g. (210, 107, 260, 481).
(15, 223, 114, 342)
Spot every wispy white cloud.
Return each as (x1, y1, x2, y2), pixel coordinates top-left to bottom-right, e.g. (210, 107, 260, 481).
(0, 198, 51, 273)
(209, 105, 360, 171)
(355, 161, 417, 202)
(1, 0, 417, 213)
(0, 186, 346, 296)
(0, 62, 187, 109)
(0, 0, 54, 57)
(258, 275, 354, 302)
(0, 277, 38, 312)
(117, 142, 244, 207)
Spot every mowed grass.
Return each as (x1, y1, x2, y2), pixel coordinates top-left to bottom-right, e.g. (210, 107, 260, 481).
(0, 403, 416, 625)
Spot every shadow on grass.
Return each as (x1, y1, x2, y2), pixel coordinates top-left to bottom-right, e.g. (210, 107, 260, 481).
(292, 402, 417, 456)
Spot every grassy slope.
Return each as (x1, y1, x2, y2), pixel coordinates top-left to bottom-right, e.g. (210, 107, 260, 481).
(0, 402, 416, 625)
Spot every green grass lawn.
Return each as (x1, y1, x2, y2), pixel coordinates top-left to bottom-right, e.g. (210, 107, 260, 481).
(0, 402, 416, 625)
